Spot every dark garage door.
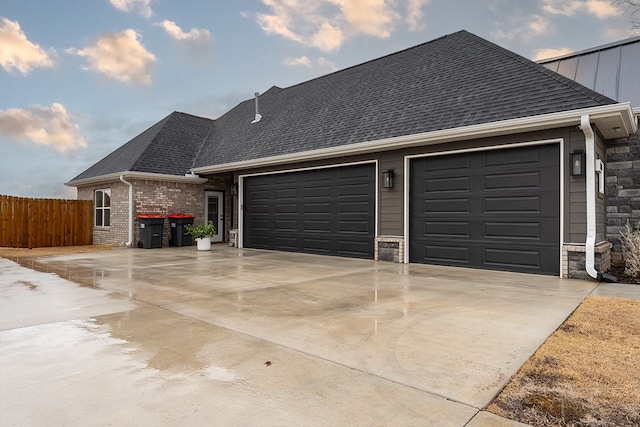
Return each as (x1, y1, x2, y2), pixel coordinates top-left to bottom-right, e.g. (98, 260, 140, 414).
(410, 144, 560, 275)
(243, 163, 375, 258)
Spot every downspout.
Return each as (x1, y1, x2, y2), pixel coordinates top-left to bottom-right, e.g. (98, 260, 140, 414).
(119, 175, 133, 247)
(579, 115, 598, 279)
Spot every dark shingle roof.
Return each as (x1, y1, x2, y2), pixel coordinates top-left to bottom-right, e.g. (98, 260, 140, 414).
(194, 30, 615, 168)
(69, 112, 212, 182)
(70, 30, 617, 183)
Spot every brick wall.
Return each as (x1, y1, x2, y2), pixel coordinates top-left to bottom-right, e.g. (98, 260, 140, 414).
(78, 181, 130, 246)
(78, 179, 205, 247)
(606, 130, 640, 265)
(132, 179, 205, 247)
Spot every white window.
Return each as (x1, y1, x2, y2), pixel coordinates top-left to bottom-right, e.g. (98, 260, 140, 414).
(95, 189, 111, 227)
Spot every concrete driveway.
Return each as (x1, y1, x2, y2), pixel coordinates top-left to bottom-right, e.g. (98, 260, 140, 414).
(1, 246, 600, 426)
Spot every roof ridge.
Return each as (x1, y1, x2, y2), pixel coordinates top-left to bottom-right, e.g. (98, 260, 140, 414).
(190, 116, 216, 171)
(267, 30, 464, 96)
(130, 112, 182, 172)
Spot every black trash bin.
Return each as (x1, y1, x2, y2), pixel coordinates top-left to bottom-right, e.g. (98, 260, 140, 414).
(137, 214, 164, 249)
(168, 214, 194, 247)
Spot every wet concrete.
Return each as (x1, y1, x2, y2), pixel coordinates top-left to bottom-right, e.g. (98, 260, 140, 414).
(1, 246, 604, 426)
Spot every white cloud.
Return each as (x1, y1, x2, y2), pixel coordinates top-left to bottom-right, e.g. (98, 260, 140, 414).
(316, 57, 337, 72)
(0, 17, 54, 74)
(492, 14, 550, 42)
(542, 0, 620, 18)
(406, 0, 430, 31)
(533, 47, 573, 60)
(283, 55, 312, 67)
(0, 103, 86, 153)
(310, 21, 345, 51)
(110, 0, 154, 17)
(68, 29, 156, 86)
(156, 20, 212, 44)
(329, 0, 398, 37)
(282, 55, 336, 71)
(256, 0, 401, 52)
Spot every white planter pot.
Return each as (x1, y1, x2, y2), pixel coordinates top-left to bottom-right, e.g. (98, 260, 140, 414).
(196, 237, 211, 251)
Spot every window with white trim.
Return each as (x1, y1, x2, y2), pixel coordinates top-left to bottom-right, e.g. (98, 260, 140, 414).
(95, 189, 111, 227)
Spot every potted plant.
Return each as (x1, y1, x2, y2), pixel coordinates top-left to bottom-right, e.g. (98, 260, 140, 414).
(185, 220, 216, 251)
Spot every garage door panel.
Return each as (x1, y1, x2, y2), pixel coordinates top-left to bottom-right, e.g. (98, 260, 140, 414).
(422, 155, 470, 172)
(423, 244, 470, 264)
(337, 201, 370, 213)
(304, 186, 331, 198)
(425, 198, 470, 214)
(485, 248, 540, 269)
(338, 240, 375, 256)
(274, 219, 298, 231)
(304, 202, 331, 214)
(485, 172, 540, 190)
(485, 196, 541, 213)
(339, 183, 371, 196)
(484, 222, 542, 240)
(244, 163, 375, 259)
(425, 221, 470, 238)
(485, 146, 543, 167)
(273, 236, 299, 251)
(338, 220, 370, 234)
(275, 203, 298, 213)
(411, 144, 560, 275)
(425, 176, 470, 193)
(275, 188, 298, 199)
(303, 238, 331, 253)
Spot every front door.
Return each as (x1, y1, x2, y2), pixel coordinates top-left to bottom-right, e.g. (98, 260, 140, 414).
(205, 191, 224, 243)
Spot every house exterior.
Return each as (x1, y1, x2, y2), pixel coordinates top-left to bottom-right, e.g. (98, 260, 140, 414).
(66, 30, 638, 279)
(538, 36, 640, 266)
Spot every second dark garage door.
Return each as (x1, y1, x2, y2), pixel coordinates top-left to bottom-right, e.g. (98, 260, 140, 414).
(410, 144, 560, 275)
(243, 163, 375, 258)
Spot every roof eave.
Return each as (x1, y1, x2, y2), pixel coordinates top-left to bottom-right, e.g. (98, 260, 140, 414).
(65, 171, 208, 187)
(192, 103, 637, 175)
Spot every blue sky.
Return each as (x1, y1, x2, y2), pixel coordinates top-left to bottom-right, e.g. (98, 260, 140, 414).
(1, 0, 637, 198)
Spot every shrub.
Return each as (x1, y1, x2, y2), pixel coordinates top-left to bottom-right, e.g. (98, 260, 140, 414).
(619, 221, 640, 278)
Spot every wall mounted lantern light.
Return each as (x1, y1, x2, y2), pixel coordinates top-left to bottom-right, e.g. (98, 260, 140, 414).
(382, 169, 394, 189)
(570, 150, 585, 176)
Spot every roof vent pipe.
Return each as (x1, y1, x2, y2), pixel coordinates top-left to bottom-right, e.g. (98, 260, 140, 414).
(251, 92, 262, 124)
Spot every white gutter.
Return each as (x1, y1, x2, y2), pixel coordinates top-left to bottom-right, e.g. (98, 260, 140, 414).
(66, 171, 207, 187)
(191, 103, 635, 175)
(580, 115, 598, 279)
(119, 175, 133, 247)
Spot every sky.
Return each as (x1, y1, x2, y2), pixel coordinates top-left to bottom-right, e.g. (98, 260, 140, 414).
(1, 0, 638, 199)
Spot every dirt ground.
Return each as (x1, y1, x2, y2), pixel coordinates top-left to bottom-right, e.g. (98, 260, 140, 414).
(2, 245, 639, 426)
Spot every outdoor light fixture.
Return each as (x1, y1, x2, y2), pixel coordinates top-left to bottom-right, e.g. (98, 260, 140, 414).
(382, 169, 394, 188)
(570, 150, 585, 176)
(231, 183, 238, 196)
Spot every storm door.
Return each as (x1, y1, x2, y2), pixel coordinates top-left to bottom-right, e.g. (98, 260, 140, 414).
(205, 191, 224, 243)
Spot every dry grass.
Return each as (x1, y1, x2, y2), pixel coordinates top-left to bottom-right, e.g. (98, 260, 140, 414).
(487, 296, 640, 426)
(0, 245, 115, 259)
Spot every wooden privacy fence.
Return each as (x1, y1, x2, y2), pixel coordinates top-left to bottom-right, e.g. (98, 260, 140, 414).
(0, 195, 93, 248)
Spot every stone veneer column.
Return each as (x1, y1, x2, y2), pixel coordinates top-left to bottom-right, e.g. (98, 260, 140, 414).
(374, 236, 405, 263)
(605, 131, 640, 265)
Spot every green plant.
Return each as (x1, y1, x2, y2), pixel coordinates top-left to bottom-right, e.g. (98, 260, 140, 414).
(185, 220, 216, 240)
(619, 220, 640, 278)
